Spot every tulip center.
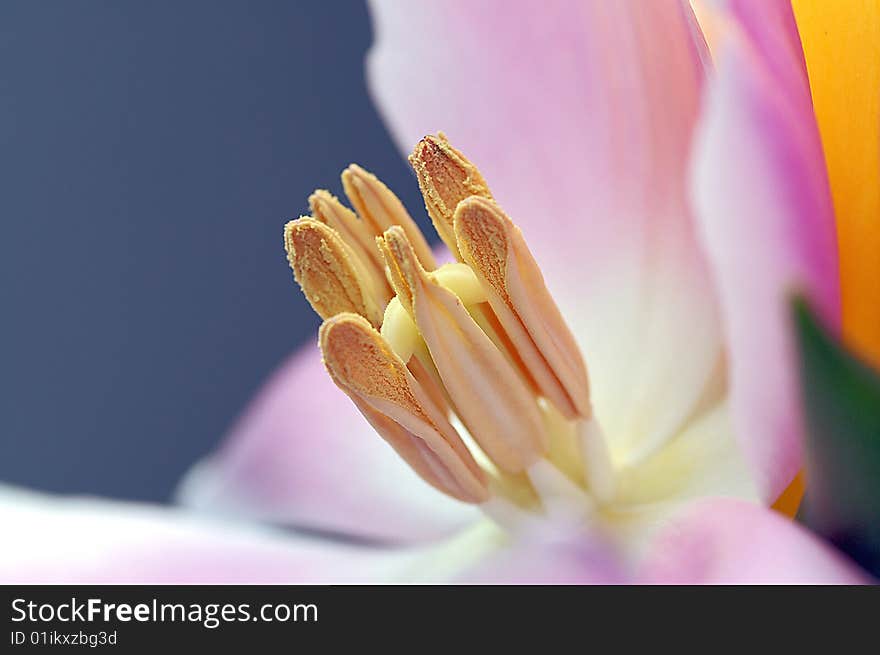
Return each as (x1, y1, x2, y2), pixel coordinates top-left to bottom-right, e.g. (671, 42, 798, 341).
(286, 133, 627, 531)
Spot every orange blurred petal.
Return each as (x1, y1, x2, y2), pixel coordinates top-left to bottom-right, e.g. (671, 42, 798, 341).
(772, 470, 805, 518)
(793, 0, 880, 367)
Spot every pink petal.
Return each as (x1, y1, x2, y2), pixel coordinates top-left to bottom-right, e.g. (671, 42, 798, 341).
(3, 486, 630, 584)
(368, 0, 724, 466)
(640, 498, 870, 584)
(454, 535, 627, 585)
(0, 486, 407, 584)
(178, 346, 480, 544)
(690, 1, 840, 503)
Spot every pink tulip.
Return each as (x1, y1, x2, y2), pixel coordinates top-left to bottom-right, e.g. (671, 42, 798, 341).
(3, 0, 871, 584)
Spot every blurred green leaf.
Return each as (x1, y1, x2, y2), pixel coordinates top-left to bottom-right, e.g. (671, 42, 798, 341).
(794, 298, 880, 577)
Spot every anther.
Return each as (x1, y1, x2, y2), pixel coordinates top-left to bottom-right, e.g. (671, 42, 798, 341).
(409, 133, 492, 258)
(308, 189, 389, 294)
(342, 164, 436, 269)
(454, 196, 591, 419)
(320, 313, 489, 503)
(284, 218, 387, 327)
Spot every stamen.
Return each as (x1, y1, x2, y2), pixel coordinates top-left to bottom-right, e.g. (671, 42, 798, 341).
(289, 136, 619, 519)
(319, 313, 489, 503)
(376, 233, 414, 315)
(308, 189, 389, 292)
(454, 196, 591, 420)
(577, 418, 616, 504)
(379, 226, 548, 474)
(284, 218, 387, 328)
(342, 164, 436, 270)
(409, 133, 492, 257)
(406, 351, 452, 418)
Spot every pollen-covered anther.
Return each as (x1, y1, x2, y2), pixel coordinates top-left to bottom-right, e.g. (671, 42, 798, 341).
(454, 196, 591, 420)
(308, 189, 390, 296)
(341, 164, 436, 270)
(376, 231, 415, 315)
(284, 218, 386, 328)
(319, 313, 489, 503)
(379, 226, 549, 473)
(409, 133, 492, 257)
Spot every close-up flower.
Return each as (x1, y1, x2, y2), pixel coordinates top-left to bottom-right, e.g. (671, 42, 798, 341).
(2, 0, 877, 586)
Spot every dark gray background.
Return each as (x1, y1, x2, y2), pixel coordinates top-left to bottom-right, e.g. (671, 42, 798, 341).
(0, 0, 432, 502)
